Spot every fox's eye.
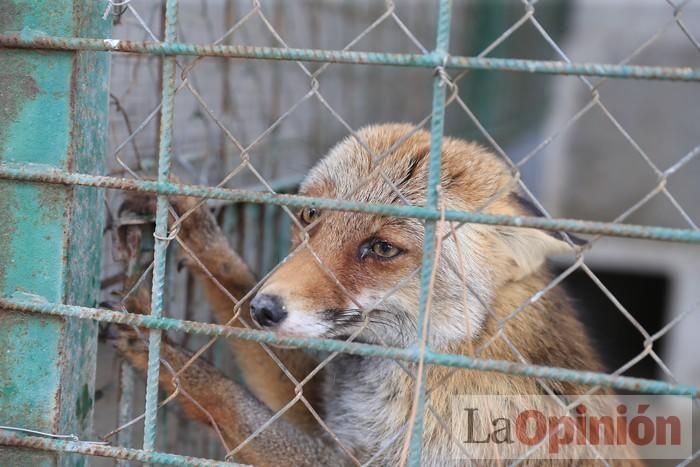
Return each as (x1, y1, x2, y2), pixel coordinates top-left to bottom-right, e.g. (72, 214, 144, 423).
(300, 207, 320, 225)
(370, 241, 401, 259)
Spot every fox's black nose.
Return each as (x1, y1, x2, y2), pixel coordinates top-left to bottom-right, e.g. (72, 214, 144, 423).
(250, 294, 287, 327)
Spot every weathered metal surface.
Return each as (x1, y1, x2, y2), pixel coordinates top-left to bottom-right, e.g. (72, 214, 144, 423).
(143, 0, 179, 455)
(2, 161, 700, 243)
(2, 297, 698, 400)
(0, 1, 110, 465)
(408, 1, 452, 463)
(1, 32, 700, 82)
(116, 361, 135, 467)
(0, 431, 244, 467)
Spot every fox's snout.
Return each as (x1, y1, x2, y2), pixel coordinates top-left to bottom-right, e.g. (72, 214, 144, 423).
(249, 247, 357, 338)
(250, 294, 288, 327)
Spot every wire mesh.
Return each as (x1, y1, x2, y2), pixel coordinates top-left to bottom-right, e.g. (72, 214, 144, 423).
(1, 0, 699, 466)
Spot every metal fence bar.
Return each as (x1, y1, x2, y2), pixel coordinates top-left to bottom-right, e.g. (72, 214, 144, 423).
(116, 361, 135, 467)
(3, 297, 697, 400)
(1, 33, 700, 82)
(0, 1, 111, 465)
(407, 1, 452, 464)
(2, 162, 699, 243)
(0, 431, 242, 467)
(143, 0, 178, 455)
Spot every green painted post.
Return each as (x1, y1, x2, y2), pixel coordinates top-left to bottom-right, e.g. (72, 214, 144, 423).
(0, 1, 111, 466)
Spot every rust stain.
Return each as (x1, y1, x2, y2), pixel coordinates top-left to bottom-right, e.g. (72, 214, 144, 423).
(0, 62, 40, 149)
(36, 184, 66, 224)
(0, 432, 234, 465)
(0, 2, 23, 35)
(0, 183, 19, 292)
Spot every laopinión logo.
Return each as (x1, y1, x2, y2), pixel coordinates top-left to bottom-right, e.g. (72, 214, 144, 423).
(449, 395, 692, 460)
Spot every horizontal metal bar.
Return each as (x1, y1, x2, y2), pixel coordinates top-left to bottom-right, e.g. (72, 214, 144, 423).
(2, 297, 698, 398)
(0, 431, 242, 466)
(1, 162, 699, 243)
(1, 33, 699, 82)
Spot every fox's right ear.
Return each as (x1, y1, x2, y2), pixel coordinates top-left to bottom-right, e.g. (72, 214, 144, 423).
(493, 226, 574, 282)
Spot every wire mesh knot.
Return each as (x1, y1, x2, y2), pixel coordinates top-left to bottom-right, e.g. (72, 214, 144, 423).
(153, 223, 181, 242)
(434, 53, 456, 91)
(102, 0, 131, 21)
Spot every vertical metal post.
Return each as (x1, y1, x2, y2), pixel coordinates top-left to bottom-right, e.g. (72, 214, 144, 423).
(116, 361, 135, 467)
(0, 1, 111, 466)
(143, 0, 178, 455)
(408, 0, 452, 465)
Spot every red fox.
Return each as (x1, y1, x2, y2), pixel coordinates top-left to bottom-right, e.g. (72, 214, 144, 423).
(115, 124, 643, 465)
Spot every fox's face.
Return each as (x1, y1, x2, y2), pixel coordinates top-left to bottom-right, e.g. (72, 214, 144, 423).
(250, 124, 571, 347)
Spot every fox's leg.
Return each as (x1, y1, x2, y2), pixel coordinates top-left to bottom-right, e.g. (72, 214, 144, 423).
(118, 193, 320, 430)
(113, 327, 343, 466)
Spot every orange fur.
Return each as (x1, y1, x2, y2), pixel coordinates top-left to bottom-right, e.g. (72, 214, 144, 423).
(115, 124, 644, 466)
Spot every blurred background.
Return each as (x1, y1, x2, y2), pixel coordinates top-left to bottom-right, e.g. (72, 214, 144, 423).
(96, 0, 700, 463)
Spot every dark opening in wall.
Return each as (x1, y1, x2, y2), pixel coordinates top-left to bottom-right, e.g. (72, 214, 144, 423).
(555, 267, 670, 381)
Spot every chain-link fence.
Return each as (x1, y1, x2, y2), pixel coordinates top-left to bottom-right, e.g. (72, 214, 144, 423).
(1, 0, 699, 465)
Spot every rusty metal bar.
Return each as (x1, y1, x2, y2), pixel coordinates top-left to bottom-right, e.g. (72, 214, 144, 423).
(0, 431, 242, 467)
(143, 0, 179, 455)
(0, 1, 111, 465)
(116, 361, 135, 467)
(2, 297, 698, 399)
(408, 0, 452, 463)
(1, 162, 699, 243)
(1, 32, 699, 81)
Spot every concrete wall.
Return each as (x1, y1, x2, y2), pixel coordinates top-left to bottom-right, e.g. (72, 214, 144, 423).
(536, 0, 700, 387)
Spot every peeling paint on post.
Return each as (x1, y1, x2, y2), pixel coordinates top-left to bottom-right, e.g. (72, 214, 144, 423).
(0, 1, 111, 466)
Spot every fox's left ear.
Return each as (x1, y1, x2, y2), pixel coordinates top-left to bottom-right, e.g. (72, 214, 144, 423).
(494, 227, 573, 281)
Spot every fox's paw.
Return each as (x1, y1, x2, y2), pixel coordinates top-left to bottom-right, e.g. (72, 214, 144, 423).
(110, 325, 151, 373)
(170, 198, 222, 253)
(117, 191, 157, 221)
(114, 177, 216, 241)
(115, 183, 224, 266)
